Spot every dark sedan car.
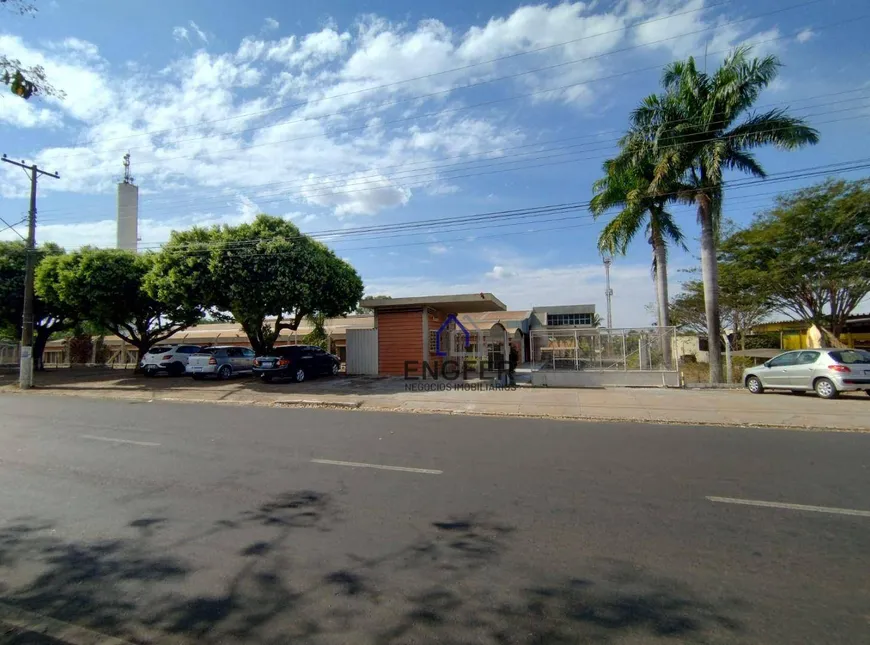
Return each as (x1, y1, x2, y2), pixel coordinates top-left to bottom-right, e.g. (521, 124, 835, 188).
(252, 345, 341, 382)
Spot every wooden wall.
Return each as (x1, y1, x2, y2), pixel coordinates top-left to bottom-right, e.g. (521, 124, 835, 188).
(376, 308, 423, 376)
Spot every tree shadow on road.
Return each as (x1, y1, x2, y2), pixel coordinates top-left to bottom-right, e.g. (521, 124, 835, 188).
(0, 494, 744, 644)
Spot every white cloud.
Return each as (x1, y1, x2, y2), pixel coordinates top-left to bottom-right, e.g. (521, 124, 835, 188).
(795, 28, 814, 44)
(172, 26, 190, 44)
(0, 92, 61, 128)
(189, 21, 209, 45)
(485, 265, 516, 279)
(298, 173, 411, 216)
(428, 243, 449, 255)
(0, 1, 783, 228)
(263, 17, 280, 32)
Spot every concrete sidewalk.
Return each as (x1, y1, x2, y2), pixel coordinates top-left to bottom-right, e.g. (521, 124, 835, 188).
(2, 368, 869, 431)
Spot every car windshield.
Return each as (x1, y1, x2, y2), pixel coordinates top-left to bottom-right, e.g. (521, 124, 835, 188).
(147, 346, 172, 354)
(194, 348, 218, 355)
(830, 349, 870, 364)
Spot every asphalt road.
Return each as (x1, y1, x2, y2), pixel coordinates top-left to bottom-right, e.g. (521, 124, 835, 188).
(0, 394, 868, 644)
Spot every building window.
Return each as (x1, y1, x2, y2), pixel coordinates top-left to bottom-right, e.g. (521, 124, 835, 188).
(546, 313, 592, 326)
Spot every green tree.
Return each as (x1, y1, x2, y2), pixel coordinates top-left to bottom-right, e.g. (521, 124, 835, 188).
(302, 312, 330, 350)
(590, 151, 685, 332)
(630, 46, 818, 382)
(720, 178, 870, 339)
(36, 248, 203, 368)
(149, 214, 364, 354)
(670, 263, 767, 350)
(0, 241, 76, 369)
(355, 294, 390, 314)
(1, 0, 64, 99)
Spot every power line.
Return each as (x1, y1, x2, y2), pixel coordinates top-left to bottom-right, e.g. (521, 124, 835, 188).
(125, 159, 870, 255)
(37, 104, 870, 224)
(0, 215, 28, 241)
(111, 89, 870, 214)
(130, 111, 870, 222)
(45, 8, 843, 169)
(56, 0, 741, 151)
(39, 85, 870, 219)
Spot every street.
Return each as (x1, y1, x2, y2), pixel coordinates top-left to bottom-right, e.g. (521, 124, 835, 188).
(1, 394, 868, 644)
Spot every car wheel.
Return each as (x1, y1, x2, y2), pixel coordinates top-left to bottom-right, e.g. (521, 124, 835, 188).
(746, 376, 764, 394)
(814, 377, 839, 399)
(218, 365, 233, 380)
(294, 368, 306, 383)
(331, 362, 339, 376)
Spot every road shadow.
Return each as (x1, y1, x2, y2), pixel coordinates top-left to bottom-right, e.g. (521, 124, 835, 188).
(0, 494, 743, 644)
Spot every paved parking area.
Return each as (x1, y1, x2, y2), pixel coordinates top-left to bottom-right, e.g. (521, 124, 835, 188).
(1, 367, 868, 431)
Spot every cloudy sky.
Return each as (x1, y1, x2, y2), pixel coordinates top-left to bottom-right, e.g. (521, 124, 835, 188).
(1, 0, 868, 325)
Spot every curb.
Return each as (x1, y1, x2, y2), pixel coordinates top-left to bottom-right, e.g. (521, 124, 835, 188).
(3, 388, 866, 433)
(274, 399, 362, 409)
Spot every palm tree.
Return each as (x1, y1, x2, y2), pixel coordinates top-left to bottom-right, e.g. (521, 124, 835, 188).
(590, 153, 685, 334)
(632, 46, 819, 382)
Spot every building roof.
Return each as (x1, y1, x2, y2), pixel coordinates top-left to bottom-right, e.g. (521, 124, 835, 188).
(753, 313, 870, 329)
(360, 293, 507, 313)
(44, 315, 377, 348)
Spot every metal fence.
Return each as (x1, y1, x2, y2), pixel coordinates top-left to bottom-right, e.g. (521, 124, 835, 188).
(0, 343, 19, 367)
(530, 327, 678, 372)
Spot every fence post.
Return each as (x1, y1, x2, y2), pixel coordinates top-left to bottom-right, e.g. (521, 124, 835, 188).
(573, 330, 578, 371)
(622, 332, 627, 371)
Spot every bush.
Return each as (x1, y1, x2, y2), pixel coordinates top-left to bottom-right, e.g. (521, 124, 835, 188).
(68, 334, 93, 364)
(741, 332, 781, 350)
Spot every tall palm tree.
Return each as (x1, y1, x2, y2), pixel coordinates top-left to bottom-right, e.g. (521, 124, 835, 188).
(632, 46, 819, 382)
(590, 154, 685, 333)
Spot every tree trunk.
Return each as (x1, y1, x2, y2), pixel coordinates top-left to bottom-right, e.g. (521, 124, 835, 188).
(651, 227, 671, 369)
(698, 200, 722, 384)
(134, 346, 148, 374)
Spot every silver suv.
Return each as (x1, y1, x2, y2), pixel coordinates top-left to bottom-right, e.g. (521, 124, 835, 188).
(140, 344, 202, 377)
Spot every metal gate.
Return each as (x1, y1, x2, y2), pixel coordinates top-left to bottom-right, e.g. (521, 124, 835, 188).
(346, 328, 378, 375)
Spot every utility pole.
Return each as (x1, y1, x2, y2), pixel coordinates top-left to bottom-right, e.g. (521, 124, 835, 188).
(2, 154, 60, 389)
(603, 255, 614, 329)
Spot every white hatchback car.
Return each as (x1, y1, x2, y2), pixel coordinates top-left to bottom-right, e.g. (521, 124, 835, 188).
(140, 344, 202, 377)
(743, 348, 870, 399)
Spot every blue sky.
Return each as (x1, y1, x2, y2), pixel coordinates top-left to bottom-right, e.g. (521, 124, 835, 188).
(2, 0, 869, 325)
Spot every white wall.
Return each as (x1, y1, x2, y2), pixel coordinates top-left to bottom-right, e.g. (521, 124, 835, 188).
(117, 183, 138, 251)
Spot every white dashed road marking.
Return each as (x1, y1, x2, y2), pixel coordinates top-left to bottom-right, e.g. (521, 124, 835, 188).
(707, 496, 870, 517)
(81, 434, 161, 447)
(311, 458, 442, 475)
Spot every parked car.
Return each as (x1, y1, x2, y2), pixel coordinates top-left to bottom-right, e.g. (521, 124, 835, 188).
(252, 345, 341, 383)
(187, 346, 256, 380)
(744, 348, 870, 399)
(140, 344, 202, 376)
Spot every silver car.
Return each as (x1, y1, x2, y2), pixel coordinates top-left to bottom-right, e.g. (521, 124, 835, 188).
(744, 348, 870, 399)
(187, 346, 256, 380)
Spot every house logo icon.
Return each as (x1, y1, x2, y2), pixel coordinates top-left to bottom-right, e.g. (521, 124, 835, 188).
(435, 313, 470, 357)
